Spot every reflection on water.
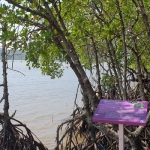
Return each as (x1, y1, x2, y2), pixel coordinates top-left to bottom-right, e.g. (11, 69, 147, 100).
(0, 60, 82, 149)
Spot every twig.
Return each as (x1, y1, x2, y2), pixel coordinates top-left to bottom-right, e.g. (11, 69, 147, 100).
(7, 67, 25, 76)
(106, 141, 116, 150)
(74, 84, 80, 108)
(11, 110, 17, 118)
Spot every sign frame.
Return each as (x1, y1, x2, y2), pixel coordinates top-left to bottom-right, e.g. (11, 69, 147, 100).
(92, 99, 148, 150)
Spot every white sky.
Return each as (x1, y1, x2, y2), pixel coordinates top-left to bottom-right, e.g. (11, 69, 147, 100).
(0, 0, 9, 5)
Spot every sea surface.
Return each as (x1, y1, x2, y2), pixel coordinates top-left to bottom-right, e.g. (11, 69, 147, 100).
(0, 60, 82, 149)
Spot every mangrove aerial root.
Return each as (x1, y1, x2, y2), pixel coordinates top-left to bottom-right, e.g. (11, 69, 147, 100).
(0, 114, 48, 150)
(55, 107, 150, 150)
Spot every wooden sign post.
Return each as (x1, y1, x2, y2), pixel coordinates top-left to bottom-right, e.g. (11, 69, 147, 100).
(92, 99, 148, 150)
(119, 124, 124, 150)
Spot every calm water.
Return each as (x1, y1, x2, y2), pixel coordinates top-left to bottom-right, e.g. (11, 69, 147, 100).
(0, 60, 82, 149)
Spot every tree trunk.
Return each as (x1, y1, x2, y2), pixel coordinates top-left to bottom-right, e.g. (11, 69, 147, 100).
(116, 0, 127, 100)
(1, 35, 10, 148)
(91, 36, 102, 99)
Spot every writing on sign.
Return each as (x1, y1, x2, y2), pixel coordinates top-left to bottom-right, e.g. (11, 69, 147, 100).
(92, 99, 148, 126)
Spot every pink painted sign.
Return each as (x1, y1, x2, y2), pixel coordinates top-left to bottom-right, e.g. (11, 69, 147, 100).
(92, 99, 148, 126)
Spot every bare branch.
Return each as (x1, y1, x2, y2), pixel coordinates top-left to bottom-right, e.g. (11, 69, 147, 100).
(7, 67, 25, 76)
(0, 96, 4, 103)
(11, 110, 17, 118)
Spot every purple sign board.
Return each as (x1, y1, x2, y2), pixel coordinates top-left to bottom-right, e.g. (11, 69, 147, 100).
(92, 99, 148, 126)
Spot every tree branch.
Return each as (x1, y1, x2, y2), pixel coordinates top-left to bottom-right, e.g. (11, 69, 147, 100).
(6, 0, 50, 20)
(16, 16, 47, 28)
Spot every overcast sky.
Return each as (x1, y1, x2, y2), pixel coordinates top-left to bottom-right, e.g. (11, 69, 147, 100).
(0, 0, 9, 5)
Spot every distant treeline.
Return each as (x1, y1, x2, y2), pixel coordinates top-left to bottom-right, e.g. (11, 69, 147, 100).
(0, 48, 25, 60)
